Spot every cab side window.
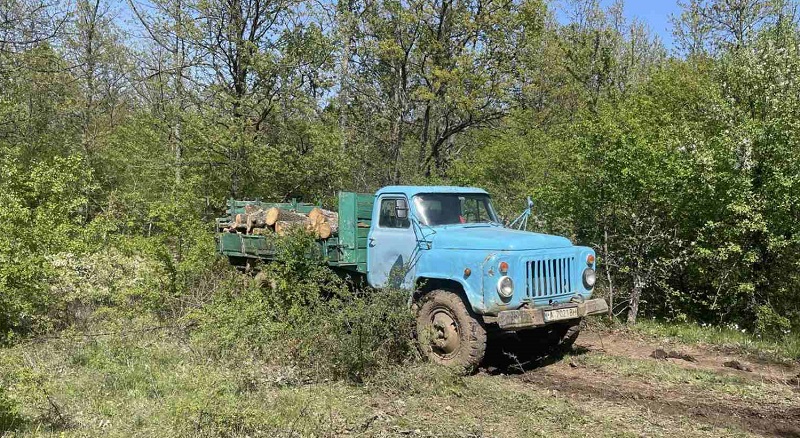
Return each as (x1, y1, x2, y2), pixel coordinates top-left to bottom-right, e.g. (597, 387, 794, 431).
(379, 198, 410, 228)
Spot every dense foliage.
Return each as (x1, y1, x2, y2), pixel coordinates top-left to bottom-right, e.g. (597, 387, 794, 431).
(192, 232, 415, 381)
(1, 0, 799, 346)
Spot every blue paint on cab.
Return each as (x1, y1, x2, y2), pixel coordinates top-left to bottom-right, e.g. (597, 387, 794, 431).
(366, 186, 596, 315)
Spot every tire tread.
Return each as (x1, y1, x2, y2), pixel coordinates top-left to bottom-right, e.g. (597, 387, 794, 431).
(416, 289, 487, 371)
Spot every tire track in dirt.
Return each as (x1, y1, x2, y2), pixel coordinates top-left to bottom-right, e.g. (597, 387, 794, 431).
(516, 365, 800, 437)
(482, 329, 800, 436)
(498, 330, 800, 437)
(576, 330, 800, 387)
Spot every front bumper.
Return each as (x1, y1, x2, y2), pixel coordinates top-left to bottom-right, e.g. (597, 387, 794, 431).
(496, 298, 608, 330)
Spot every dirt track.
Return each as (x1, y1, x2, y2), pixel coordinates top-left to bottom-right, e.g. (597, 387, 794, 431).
(482, 330, 800, 437)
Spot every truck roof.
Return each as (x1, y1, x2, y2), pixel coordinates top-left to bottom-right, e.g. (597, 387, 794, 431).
(376, 185, 489, 198)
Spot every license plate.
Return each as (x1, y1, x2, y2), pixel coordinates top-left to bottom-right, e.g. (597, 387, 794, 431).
(544, 307, 578, 322)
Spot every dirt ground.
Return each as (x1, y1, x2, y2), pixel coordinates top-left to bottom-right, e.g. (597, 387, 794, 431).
(482, 329, 800, 437)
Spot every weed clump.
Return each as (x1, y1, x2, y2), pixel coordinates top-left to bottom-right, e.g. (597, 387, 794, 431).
(0, 386, 22, 432)
(192, 231, 416, 382)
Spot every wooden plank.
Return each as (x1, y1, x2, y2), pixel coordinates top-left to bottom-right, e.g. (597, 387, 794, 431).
(337, 191, 373, 274)
(293, 204, 320, 214)
(322, 238, 341, 263)
(219, 233, 243, 253)
(338, 192, 357, 265)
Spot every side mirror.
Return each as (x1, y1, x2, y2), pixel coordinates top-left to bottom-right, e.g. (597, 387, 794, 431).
(395, 199, 409, 219)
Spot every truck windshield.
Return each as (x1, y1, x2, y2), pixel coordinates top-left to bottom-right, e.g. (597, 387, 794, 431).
(413, 193, 499, 226)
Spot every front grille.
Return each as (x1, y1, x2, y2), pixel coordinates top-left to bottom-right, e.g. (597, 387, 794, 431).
(526, 257, 576, 298)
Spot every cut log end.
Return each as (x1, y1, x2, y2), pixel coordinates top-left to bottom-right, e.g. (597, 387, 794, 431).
(317, 222, 332, 239)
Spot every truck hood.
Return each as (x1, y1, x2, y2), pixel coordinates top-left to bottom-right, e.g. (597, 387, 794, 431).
(429, 225, 572, 251)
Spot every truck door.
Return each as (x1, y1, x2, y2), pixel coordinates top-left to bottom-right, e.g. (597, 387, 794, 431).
(367, 195, 417, 288)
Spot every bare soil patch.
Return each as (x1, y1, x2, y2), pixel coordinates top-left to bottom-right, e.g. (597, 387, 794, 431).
(495, 330, 800, 437)
(478, 329, 800, 436)
(520, 364, 799, 437)
(577, 329, 800, 386)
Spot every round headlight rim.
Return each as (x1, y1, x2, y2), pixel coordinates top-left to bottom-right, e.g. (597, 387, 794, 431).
(582, 268, 596, 289)
(496, 275, 514, 298)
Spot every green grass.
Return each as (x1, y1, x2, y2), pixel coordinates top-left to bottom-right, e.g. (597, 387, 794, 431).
(629, 319, 800, 362)
(0, 326, 757, 437)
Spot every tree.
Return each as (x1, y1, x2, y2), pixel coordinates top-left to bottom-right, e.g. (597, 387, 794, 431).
(344, 0, 531, 184)
(0, 0, 68, 53)
(128, 0, 199, 186)
(672, 0, 714, 57)
(691, 0, 776, 51)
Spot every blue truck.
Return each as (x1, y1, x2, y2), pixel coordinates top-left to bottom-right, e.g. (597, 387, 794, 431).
(217, 185, 608, 369)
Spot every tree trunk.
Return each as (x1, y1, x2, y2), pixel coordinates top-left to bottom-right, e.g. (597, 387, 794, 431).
(338, 0, 354, 151)
(307, 207, 324, 224)
(275, 220, 312, 236)
(173, 0, 185, 186)
(246, 209, 268, 231)
(390, 73, 403, 184)
(265, 208, 308, 226)
(317, 222, 332, 239)
(604, 227, 613, 318)
(308, 208, 338, 224)
(228, 213, 248, 231)
(627, 273, 643, 325)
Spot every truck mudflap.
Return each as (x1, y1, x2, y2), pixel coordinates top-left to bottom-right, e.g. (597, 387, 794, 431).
(496, 298, 608, 331)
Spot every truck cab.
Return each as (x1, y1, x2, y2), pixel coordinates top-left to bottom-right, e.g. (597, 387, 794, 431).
(216, 185, 608, 369)
(366, 186, 607, 368)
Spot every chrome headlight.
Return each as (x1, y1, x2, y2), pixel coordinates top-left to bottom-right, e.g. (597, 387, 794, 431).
(582, 268, 596, 289)
(497, 276, 514, 298)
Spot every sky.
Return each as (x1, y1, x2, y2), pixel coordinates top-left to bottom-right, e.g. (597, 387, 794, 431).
(624, 1, 681, 50)
(554, 0, 683, 51)
(115, 0, 685, 52)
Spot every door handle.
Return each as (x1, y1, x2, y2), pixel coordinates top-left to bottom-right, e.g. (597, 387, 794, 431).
(368, 238, 376, 247)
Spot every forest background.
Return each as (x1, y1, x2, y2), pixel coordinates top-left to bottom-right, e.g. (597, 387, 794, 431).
(2, 0, 800, 345)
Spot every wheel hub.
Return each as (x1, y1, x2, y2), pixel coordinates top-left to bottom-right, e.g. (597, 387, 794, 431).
(431, 311, 459, 356)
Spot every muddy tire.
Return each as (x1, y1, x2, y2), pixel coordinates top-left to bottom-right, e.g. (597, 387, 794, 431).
(557, 319, 582, 351)
(519, 318, 583, 354)
(415, 289, 487, 371)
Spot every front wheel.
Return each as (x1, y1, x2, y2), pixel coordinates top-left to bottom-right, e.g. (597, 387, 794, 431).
(415, 290, 487, 371)
(518, 318, 583, 354)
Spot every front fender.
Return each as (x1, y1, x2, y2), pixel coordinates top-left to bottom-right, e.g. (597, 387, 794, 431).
(415, 249, 488, 314)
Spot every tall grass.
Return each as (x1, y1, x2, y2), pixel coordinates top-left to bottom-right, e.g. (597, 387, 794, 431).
(632, 319, 800, 362)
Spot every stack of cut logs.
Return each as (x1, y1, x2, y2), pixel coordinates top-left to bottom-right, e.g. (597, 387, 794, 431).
(225, 204, 339, 239)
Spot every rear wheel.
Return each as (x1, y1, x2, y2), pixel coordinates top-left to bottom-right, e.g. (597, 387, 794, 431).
(415, 290, 487, 371)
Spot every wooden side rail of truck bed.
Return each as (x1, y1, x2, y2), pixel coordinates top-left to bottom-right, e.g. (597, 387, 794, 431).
(215, 191, 374, 274)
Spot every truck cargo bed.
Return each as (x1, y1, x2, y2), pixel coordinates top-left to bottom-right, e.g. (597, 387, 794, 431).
(216, 191, 374, 274)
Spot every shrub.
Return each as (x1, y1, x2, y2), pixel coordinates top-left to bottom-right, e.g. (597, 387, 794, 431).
(0, 356, 25, 432)
(191, 231, 416, 382)
(755, 304, 791, 340)
(0, 386, 23, 432)
(288, 288, 416, 382)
